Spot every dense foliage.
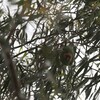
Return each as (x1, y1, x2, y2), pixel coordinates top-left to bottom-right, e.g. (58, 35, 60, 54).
(0, 0, 100, 100)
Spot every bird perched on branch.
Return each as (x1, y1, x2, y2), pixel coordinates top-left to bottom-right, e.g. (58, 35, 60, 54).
(60, 46, 75, 65)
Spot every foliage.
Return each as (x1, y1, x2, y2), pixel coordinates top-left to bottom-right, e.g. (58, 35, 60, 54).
(0, 0, 100, 100)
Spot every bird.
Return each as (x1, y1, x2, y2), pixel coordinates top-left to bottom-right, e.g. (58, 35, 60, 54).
(60, 46, 75, 65)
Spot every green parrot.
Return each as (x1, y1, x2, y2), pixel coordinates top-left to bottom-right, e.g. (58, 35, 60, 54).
(60, 46, 75, 65)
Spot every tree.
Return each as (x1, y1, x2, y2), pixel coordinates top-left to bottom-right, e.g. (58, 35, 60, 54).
(0, 0, 100, 100)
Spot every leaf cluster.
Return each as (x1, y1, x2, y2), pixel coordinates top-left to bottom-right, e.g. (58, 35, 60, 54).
(0, 0, 100, 100)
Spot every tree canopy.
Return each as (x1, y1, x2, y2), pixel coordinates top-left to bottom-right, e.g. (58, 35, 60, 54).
(0, 0, 100, 100)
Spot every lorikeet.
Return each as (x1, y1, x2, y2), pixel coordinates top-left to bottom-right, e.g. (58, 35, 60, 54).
(60, 46, 74, 65)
